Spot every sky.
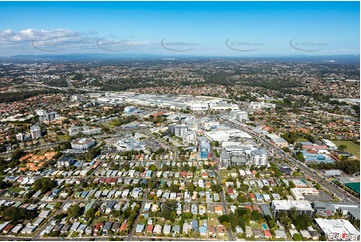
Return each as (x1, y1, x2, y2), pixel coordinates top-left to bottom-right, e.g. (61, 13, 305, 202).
(0, 1, 359, 57)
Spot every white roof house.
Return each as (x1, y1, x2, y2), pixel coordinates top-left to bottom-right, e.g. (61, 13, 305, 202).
(315, 218, 360, 241)
(271, 200, 314, 217)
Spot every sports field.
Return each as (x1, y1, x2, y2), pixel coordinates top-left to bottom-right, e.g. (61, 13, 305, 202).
(332, 140, 360, 160)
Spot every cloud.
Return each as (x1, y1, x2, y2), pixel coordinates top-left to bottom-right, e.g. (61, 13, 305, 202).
(96, 36, 150, 52)
(0, 29, 85, 43)
(0, 29, 155, 53)
(0, 29, 97, 52)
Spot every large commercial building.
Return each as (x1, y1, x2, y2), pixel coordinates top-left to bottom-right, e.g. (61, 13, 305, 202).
(168, 124, 196, 144)
(313, 202, 360, 217)
(69, 126, 102, 136)
(30, 125, 41, 139)
(36, 110, 59, 122)
(16, 133, 24, 141)
(266, 133, 289, 148)
(168, 124, 188, 137)
(290, 188, 319, 200)
(209, 102, 239, 111)
(220, 152, 231, 168)
(315, 218, 360, 241)
(250, 149, 268, 166)
(230, 110, 248, 122)
(57, 156, 75, 167)
(250, 101, 276, 109)
(271, 200, 314, 217)
(190, 103, 209, 111)
(71, 138, 96, 150)
(199, 137, 211, 160)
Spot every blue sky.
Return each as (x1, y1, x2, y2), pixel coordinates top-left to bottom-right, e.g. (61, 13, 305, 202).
(0, 1, 359, 56)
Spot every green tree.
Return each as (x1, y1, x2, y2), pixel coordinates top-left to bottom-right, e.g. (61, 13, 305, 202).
(2, 206, 37, 222)
(222, 222, 231, 230)
(67, 204, 82, 219)
(293, 233, 302, 241)
(85, 207, 96, 219)
(289, 207, 298, 221)
(211, 184, 222, 193)
(218, 214, 231, 224)
(149, 164, 157, 171)
(319, 235, 327, 241)
(33, 177, 57, 193)
(294, 214, 312, 230)
(158, 200, 177, 221)
(338, 144, 347, 152)
(289, 181, 296, 188)
(278, 211, 292, 229)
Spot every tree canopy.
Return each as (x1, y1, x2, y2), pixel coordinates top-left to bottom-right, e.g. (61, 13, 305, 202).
(33, 177, 57, 193)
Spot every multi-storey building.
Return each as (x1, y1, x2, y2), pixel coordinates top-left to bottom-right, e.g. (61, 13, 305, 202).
(315, 218, 360, 241)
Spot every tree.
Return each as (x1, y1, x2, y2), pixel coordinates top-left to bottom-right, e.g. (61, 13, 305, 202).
(239, 183, 249, 192)
(158, 200, 177, 221)
(251, 211, 261, 221)
(265, 215, 276, 229)
(222, 222, 231, 230)
(320, 235, 327, 241)
(211, 184, 222, 193)
(33, 177, 57, 193)
(289, 207, 298, 221)
(293, 233, 302, 241)
(149, 164, 157, 171)
(85, 207, 96, 219)
(289, 181, 296, 189)
(338, 144, 347, 152)
(0, 179, 10, 189)
(49, 231, 60, 237)
(274, 169, 283, 178)
(295, 151, 305, 162)
(294, 214, 312, 230)
(187, 182, 195, 192)
(262, 186, 270, 192)
(278, 211, 292, 229)
(218, 214, 231, 224)
(2, 206, 37, 222)
(68, 204, 82, 219)
(181, 212, 193, 220)
(237, 194, 248, 203)
(335, 208, 343, 218)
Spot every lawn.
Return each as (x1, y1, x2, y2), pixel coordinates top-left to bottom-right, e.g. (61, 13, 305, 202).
(249, 221, 261, 230)
(58, 134, 71, 141)
(220, 170, 230, 179)
(296, 138, 308, 143)
(332, 140, 360, 159)
(92, 216, 109, 225)
(208, 217, 218, 226)
(102, 121, 116, 129)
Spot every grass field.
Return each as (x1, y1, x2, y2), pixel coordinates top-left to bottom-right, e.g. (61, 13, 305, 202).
(296, 138, 308, 143)
(332, 140, 360, 160)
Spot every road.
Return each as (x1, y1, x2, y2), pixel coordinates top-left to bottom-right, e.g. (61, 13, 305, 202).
(0, 142, 60, 157)
(32, 198, 71, 240)
(211, 144, 234, 241)
(225, 119, 360, 203)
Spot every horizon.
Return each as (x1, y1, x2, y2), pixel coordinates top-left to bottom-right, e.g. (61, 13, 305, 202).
(0, 1, 359, 57)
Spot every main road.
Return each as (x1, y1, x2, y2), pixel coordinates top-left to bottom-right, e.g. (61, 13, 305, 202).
(210, 145, 234, 241)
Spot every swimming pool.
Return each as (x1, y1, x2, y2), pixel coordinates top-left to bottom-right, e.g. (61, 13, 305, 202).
(262, 223, 267, 230)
